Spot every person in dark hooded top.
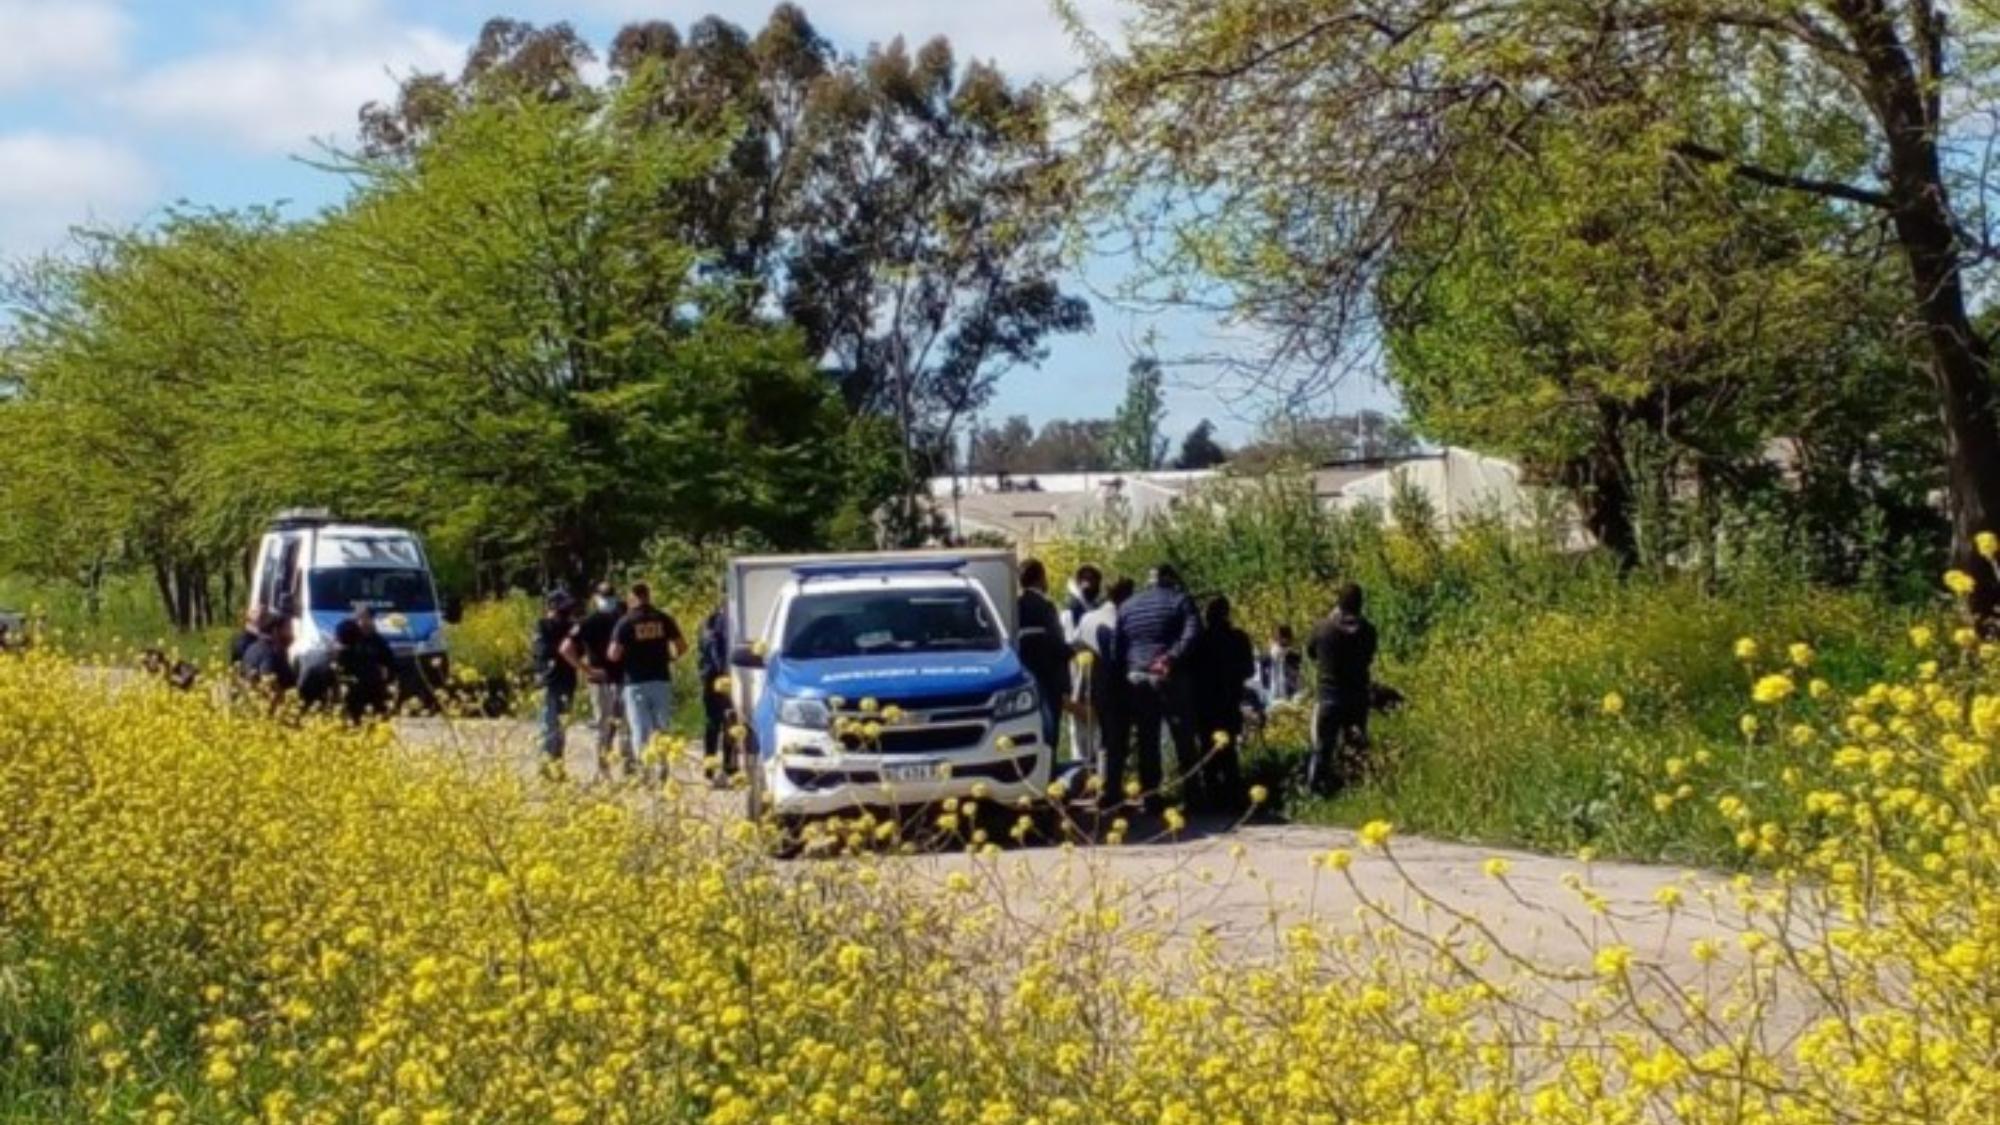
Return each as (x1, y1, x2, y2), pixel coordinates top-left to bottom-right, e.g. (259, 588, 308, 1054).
(1306, 583, 1378, 796)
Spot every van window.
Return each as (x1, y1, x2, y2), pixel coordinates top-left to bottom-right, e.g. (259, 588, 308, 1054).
(277, 538, 303, 614)
(308, 568, 437, 614)
(782, 589, 1000, 659)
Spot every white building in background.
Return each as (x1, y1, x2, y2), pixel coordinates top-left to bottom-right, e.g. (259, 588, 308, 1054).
(927, 447, 1578, 547)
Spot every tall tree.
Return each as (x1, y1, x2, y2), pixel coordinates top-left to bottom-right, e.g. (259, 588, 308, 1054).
(1073, 0, 2000, 609)
(1110, 357, 1170, 471)
(363, 7, 1091, 544)
(320, 70, 851, 584)
(1381, 110, 1931, 567)
(1, 212, 302, 628)
(1173, 420, 1229, 469)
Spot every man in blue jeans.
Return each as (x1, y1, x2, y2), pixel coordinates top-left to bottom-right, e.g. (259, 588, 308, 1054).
(533, 590, 582, 778)
(608, 581, 686, 781)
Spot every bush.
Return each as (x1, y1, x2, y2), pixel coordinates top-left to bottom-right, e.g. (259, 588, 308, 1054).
(1328, 579, 1912, 863)
(443, 591, 539, 684)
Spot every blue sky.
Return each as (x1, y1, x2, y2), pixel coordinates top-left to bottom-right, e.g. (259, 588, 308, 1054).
(0, 0, 1394, 443)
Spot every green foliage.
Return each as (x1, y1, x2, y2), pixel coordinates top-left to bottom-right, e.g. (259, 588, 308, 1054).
(1323, 579, 1911, 865)
(443, 593, 539, 685)
(1107, 357, 1168, 471)
(1070, 0, 2000, 593)
(1044, 478, 1919, 864)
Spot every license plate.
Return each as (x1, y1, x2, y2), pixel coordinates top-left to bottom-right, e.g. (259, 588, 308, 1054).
(883, 761, 938, 783)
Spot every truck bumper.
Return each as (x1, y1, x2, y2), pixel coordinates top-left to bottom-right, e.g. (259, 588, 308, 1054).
(762, 715, 1049, 817)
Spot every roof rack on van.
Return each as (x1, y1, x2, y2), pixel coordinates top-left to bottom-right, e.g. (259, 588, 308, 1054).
(269, 507, 337, 529)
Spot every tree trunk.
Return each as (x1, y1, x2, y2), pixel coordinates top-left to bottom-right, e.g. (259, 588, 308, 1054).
(1839, 0, 2000, 618)
(1560, 425, 1639, 571)
(152, 558, 181, 632)
(1887, 190, 2000, 618)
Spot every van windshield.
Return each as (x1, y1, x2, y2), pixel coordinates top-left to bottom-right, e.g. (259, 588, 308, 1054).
(308, 568, 436, 614)
(782, 588, 1001, 659)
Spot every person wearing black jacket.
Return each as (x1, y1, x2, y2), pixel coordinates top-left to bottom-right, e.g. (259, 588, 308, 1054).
(336, 607, 397, 723)
(1113, 564, 1203, 813)
(1015, 559, 1071, 759)
(696, 601, 733, 780)
(241, 612, 298, 715)
(1307, 583, 1380, 796)
(1186, 595, 1253, 813)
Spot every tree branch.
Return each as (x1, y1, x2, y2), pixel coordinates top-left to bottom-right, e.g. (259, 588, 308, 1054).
(1671, 142, 1891, 209)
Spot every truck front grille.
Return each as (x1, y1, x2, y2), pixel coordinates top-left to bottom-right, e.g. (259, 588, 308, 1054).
(874, 723, 987, 755)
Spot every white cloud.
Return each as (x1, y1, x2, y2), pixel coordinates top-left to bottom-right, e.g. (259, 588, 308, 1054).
(0, 0, 130, 94)
(112, 0, 461, 155)
(0, 131, 155, 260)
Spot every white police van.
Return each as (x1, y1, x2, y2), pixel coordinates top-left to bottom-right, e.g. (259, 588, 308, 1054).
(247, 510, 454, 690)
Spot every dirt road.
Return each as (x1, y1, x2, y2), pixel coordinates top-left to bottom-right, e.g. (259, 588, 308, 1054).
(405, 714, 1764, 1004)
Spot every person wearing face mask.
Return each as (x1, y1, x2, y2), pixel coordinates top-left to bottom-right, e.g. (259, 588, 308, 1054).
(563, 583, 631, 780)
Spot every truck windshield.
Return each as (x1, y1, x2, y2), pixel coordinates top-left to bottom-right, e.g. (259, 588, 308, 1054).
(308, 568, 436, 614)
(783, 589, 1001, 659)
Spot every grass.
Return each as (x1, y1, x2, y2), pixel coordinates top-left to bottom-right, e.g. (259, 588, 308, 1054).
(1276, 577, 1918, 864)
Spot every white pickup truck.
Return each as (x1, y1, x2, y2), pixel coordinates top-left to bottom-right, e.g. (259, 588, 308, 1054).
(725, 550, 1050, 821)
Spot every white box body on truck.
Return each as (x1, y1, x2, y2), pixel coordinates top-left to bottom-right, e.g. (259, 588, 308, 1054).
(726, 550, 1048, 818)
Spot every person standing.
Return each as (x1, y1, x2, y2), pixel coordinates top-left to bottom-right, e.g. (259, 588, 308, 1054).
(609, 582, 685, 779)
(1258, 623, 1305, 706)
(565, 584, 631, 778)
(533, 590, 583, 777)
(1186, 595, 1254, 813)
(696, 600, 733, 781)
(1307, 583, 1379, 797)
(1112, 564, 1203, 814)
(1062, 564, 1103, 644)
(1073, 576, 1133, 795)
(1015, 559, 1072, 759)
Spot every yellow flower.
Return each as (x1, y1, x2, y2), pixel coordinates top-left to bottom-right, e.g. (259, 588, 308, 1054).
(1247, 784, 1268, 805)
(1944, 569, 1977, 597)
(1481, 857, 1511, 879)
(1751, 674, 1795, 705)
(1739, 714, 1760, 738)
(1787, 643, 1813, 668)
(1357, 820, 1394, 849)
(1321, 848, 1353, 871)
(1163, 807, 1186, 833)
(1593, 944, 1633, 976)
(1808, 678, 1832, 700)
(1733, 637, 1759, 662)
(1910, 625, 1935, 650)
(1652, 885, 1684, 909)
(1600, 691, 1625, 717)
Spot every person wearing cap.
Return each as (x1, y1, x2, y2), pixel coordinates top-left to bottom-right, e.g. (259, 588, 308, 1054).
(563, 583, 631, 778)
(533, 589, 585, 775)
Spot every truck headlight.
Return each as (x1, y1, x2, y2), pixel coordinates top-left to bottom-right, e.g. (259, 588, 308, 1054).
(994, 685, 1039, 719)
(777, 697, 831, 730)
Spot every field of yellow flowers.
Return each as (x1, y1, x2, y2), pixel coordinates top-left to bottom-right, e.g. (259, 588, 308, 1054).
(2, 585, 1998, 1122)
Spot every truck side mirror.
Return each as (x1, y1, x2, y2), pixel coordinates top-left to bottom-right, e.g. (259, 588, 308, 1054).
(729, 644, 765, 669)
(443, 595, 464, 625)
